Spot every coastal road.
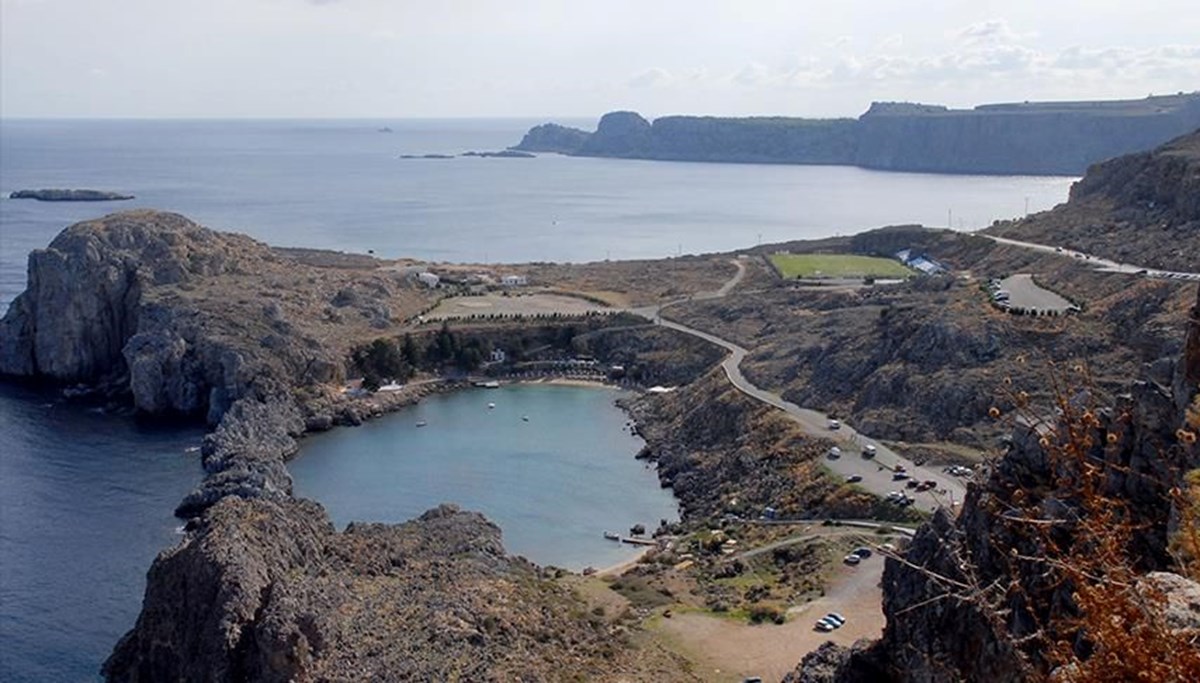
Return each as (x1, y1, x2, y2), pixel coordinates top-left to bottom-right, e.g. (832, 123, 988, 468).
(632, 259, 968, 514)
(981, 234, 1200, 281)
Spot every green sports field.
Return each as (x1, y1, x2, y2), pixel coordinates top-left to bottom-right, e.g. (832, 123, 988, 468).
(768, 253, 912, 279)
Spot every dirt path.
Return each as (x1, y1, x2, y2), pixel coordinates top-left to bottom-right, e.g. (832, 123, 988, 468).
(653, 558, 886, 681)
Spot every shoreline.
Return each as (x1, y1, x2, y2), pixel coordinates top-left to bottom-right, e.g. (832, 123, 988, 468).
(296, 373, 670, 576)
(594, 546, 653, 577)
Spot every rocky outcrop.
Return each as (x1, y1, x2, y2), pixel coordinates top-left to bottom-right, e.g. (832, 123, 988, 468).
(514, 93, 1200, 175)
(789, 284, 1200, 682)
(512, 122, 592, 154)
(109, 496, 696, 676)
(106, 498, 692, 682)
(0, 210, 425, 422)
(10, 188, 134, 201)
(0, 210, 247, 383)
(988, 128, 1200, 271)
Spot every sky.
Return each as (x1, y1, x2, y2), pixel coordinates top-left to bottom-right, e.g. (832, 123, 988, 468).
(2, 0, 1198, 120)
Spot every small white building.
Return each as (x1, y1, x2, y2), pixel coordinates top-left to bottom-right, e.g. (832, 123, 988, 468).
(490, 348, 507, 363)
(417, 272, 440, 288)
(500, 274, 528, 287)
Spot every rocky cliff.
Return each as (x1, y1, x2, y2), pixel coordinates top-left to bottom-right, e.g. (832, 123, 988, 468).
(786, 285, 1200, 681)
(512, 93, 1200, 175)
(988, 128, 1200, 271)
(105, 500, 687, 682)
(0, 210, 431, 423)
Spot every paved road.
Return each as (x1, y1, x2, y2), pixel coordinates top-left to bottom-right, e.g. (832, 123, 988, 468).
(631, 260, 969, 514)
(982, 234, 1200, 281)
(996, 273, 1075, 313)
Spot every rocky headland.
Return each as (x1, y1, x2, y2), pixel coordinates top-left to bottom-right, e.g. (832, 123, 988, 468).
(987, 128, 1200, 271)
(10, 188, 135, 201)
(512, 93, 1200, 175)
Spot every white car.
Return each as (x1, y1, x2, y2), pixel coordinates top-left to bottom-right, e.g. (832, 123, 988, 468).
(828, 419, 841, 430)
(843, 554, 861, 565)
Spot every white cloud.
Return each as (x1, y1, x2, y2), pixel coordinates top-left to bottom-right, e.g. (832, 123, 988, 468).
(628, 67, 672, 88)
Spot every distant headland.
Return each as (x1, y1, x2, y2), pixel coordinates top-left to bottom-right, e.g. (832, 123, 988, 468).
(512, 92, 1200, 175)
(10, 189, 135, 202)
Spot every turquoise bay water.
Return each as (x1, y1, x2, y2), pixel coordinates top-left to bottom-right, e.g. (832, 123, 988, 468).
(290, 384, 677, 571)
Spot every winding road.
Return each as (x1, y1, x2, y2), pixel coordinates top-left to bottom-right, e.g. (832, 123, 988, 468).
(982, 234, 1200, 281)
(632, 259, 969, 514)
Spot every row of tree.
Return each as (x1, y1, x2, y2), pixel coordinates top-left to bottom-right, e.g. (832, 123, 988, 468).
(352, 324, 495, 391)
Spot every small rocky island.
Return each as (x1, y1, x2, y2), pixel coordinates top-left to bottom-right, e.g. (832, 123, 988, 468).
(10, 189, 135, 202)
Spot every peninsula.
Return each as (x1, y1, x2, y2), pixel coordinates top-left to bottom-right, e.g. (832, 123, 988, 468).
(10, 188, 135, 201)
(513, 93, 1200, 175)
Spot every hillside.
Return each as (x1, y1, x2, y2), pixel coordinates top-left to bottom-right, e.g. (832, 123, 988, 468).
(512, 93, 1200, 175)
(986, 128, 1200, 271)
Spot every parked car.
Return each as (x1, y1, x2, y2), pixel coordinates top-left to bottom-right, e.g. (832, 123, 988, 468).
(825, 612, 846, 625)
(843, 554, 861, 565)
(906, 479, 919, 489)
(861, 444, 877, 458)
(828, 446, 842, 459)
(894, 464, 906, 473)
(847, 474, 863, 483)
(893, 472, 910, 481)
(828, 419, 841, 430)
(852, 547, 872, 559)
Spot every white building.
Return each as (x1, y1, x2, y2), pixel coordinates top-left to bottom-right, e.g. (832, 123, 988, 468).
(417, 272, 440, 288)
(500, 274, 528, 287)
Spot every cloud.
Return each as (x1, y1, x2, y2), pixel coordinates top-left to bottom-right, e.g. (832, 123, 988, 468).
(734, 62, 770, 86)
(628, 67, 672, 88)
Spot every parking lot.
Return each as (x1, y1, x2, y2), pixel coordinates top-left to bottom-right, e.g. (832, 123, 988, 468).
(990, 274, 1076, 314)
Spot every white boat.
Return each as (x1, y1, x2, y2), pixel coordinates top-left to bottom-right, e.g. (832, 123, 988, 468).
(603, 531, 620, 541)
(487, 402, 496, 409)
(416, 420, 428, 427)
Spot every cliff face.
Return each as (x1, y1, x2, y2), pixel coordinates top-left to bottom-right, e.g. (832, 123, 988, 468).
(854, 97, 1200, 174)
(987, 128, 1200, 271)
(513, 93, 1200, 175)
(0, 210, 433, 423)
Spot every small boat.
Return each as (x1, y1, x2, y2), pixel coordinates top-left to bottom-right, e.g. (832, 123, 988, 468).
(603, 532, 620, 541)
(522, 415, 530, 422)
(474, 380, 500, 389)
(487, 402, 496, 409)
(416, 420, 428, 427)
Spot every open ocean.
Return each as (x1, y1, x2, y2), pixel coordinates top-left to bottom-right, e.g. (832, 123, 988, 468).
(0, 117, 1075, 681)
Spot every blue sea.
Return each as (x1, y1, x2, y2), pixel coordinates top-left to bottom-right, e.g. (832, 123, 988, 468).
(0, 117, 1076, 681)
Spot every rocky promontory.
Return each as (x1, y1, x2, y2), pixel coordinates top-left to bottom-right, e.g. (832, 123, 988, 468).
(105, 499, 687, 681)
(513, 93, 1200, 175)
(10, 188, 135, 201)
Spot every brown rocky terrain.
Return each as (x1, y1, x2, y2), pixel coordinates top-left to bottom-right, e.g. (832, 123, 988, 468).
(986, 128, 1200, 271)
(669, 224, 1193, 451)
(104, 499, 696, 682)
(784, 285, 1200, 683)
(0, 210, 437, 423)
